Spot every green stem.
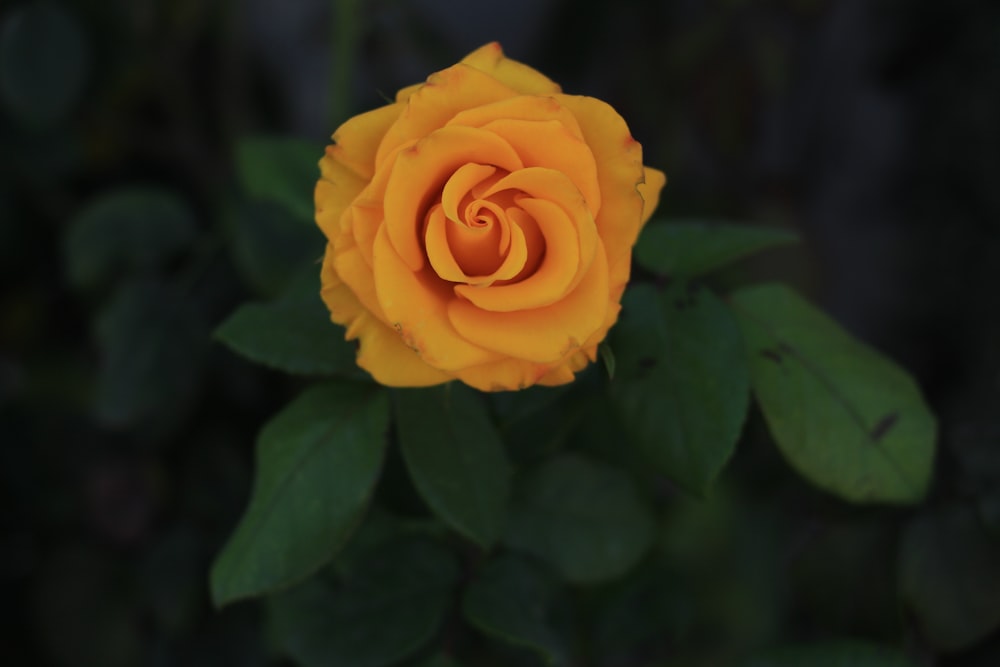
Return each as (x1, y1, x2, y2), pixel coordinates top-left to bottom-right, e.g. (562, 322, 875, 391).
(330, 0, 361, 128)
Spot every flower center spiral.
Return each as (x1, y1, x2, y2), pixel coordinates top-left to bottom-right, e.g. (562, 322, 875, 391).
(424, 163, 544, 287)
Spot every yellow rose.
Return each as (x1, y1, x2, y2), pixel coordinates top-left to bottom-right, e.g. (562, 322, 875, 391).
(315, 42, 666, 391)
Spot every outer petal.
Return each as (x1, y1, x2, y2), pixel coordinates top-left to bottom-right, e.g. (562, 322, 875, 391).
(460, 42, 562, 95)
(395, 82, 422, 104)
(347, 140, 416, 268)
(537, 348, 593, 386)
(454, 357, 555, 392)
(376, 64, 521, 167)
(315, 155, 366, 241)
(320, 243, 364, 327)
(554, 94, 645, 272)
(354, 312, 453, 387)
(373, 225, 501, 371)
(332, 218, 384, 321)
(448, 95, 585, 141)
(321, 212, 450, 390)
(329, 103, 405, 180)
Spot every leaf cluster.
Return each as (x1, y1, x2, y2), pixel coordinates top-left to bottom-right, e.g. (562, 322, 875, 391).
(210, 200, 948, 666)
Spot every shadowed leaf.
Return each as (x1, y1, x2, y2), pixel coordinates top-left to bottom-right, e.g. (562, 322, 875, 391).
(636, 220, 797, 277)
(396, 384, 511, 548)
(210, 382, 389, 605)
(730, 284, 935, 504)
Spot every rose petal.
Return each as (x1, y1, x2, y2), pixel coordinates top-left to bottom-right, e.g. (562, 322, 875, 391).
(446, 199, 506, 275)
(424, 203, 527, 285)
(448, 241, 609, 363)
(377, 64, 521, 167)
(354, 313, 453, 387)
(480, 118, 601, 216)
(348, 141, 415, 267)
(448, 95, 584, 142)
(536, 349, 593, 386)
(332, 216, 385, 320)
(395, 82, 422, 104)
(554, 94, 646, 274)
(328, 103, 404, 179)
(315, 173, 363, 241)
(347, 199, 382, 267)
(460, 42, 562, 96)
(423, 204, 467, 284)
(499, 207, 545, 283)
(373, 225, 501, 370)
(441, 162, 498, 222)
(325, 251, 455, 386)
(455, 197, 583, 312)
(454, 357, 557, 392)
(384, 125, 524, 271)
(320, 244, 364, 327)
(484, 167, 597, 277)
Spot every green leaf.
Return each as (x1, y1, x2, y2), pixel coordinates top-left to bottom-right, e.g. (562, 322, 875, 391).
(210, 381, 389, 606)
(236, 136, 321, 222)
(635, 220, 798, 277)
(94, 280, 207, 428)
(224, 198, 323, 297)
(730, 284, 936, 504)
(214, 283, 358, 377)
(611, 283, 750, 494)
(268, 538, 459, 667)
(462, 555, 572, 666)
(741, 640, 915, 667)
(504, 454, 655, 584)
(396, 384, 511, 548)
(64, 187, 197, 290)
(899, 504, 1000, 651)
(0, 2, 90, 126)
(491, 385, 580, 466)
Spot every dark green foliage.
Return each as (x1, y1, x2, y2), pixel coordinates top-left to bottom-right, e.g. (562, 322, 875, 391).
(462, 555, 574, 665)
(267, 538, 460, 667)
(503, 454, 655, 584)
(611, 282, 750, 494)
(731, 284, 936, 504)
(0, 2, 89, 126)
(211, 382, 389, 605)
(93, 279, 208, 429)
(214, 271, 359, 377)
(899, 505, 1000, 651)
(396, 384, 512, 548)
(236, 137, 324, 223)
(64, 187, 198, 290)
(635, 220, 798, 278)
(223, 198, 324, 298)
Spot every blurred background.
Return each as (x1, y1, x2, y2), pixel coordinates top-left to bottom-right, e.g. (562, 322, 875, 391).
(3, 0, 1000, 665)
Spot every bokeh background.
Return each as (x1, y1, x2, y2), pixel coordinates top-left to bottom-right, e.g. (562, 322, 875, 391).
(3, 0, 1000, 665)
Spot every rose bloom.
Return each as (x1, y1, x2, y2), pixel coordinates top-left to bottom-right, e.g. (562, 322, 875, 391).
(315, 43, 665, 391)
